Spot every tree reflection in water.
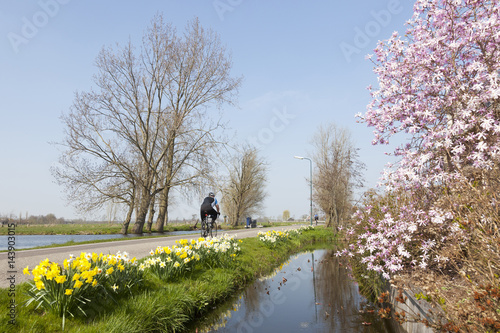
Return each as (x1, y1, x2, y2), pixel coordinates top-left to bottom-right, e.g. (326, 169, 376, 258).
(195, 249, 395, 333)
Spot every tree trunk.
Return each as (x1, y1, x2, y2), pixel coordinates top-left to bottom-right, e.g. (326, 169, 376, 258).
(145, 197, 156, 233)
(120, 202, 135, 235)
(131, 187, 151, 234)
(326, 212, 334, 228)
(155, 187, 170, 233)
(157, 132, 175, 232)
(335, 207, 341, 230)
(231, 198, 242, 227)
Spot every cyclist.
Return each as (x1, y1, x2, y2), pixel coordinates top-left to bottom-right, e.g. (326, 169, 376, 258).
(314, 214, 319, 225)
(200, 192, 220, 228)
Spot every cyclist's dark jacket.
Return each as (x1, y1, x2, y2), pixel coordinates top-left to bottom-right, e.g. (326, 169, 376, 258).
(200, 197, 218, 221)
(201, 197, 216, 211)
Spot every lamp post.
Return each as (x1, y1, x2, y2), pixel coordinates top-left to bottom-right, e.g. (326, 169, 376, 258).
(294, 156, 313, 226)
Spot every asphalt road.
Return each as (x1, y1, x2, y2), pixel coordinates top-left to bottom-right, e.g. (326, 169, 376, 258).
(1, 224, 304, 289)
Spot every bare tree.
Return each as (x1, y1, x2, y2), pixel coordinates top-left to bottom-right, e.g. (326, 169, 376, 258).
(53, 15, 240, 234)
(153, 17, 241, 232)
(311, 123, 364, 229)
(222, 146, 268, 226)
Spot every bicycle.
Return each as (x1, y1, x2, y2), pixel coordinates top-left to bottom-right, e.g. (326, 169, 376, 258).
(201, 213, 217, 238)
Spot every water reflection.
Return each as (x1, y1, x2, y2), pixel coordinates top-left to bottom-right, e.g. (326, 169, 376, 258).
(196, 249, 394, 333)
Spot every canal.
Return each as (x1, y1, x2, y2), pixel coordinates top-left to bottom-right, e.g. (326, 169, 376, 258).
(193, 249, 396, 333)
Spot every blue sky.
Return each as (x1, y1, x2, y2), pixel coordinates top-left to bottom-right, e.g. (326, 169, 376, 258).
(0, 0, 413, 221)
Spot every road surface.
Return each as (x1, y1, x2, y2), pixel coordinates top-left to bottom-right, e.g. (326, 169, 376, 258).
(1, 224, 305, 289)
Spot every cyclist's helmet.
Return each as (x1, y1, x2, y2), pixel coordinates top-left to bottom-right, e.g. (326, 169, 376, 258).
(208, 192, 215, 197)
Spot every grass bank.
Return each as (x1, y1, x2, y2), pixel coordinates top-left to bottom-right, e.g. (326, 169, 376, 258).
(1, 227, 336, 333)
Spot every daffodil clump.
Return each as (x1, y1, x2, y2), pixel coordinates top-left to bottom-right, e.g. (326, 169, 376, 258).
(258, 230, 290, 248)
(195, 233, 242, 269)
(23, 251, 142, 327)
(142, 234, 242, 281)
(258, 226, 314, 248)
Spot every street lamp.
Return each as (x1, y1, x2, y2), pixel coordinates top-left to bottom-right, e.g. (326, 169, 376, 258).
(294, 156, 313, 226)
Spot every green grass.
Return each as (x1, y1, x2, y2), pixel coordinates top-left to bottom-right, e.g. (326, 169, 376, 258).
(0, 227, 336, 333)
(0, 223, 195, 236)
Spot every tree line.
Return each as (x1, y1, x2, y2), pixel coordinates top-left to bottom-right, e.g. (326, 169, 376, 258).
(1, 214, 65, 225)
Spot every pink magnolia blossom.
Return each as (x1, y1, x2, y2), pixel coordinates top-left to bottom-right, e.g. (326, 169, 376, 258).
(349, 0, 500, 278)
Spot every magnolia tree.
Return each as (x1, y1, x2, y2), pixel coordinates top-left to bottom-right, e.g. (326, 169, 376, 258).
(343, 0, 500, 280)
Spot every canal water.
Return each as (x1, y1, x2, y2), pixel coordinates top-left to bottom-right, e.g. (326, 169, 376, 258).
(193, 249, 396, 333)
(0, 230, 200, 251)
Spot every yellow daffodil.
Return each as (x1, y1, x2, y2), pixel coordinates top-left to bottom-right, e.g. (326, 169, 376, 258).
(35, 280, 45, 290)
(80, 260, 91, 271)
(65, 289, 73, 295)
(74, 280, 83, 289)
(32, 266, 43, 277)
(45, 270, 57, 280)
(55, 275, 67, 284)
(23, 266, 30, 275)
